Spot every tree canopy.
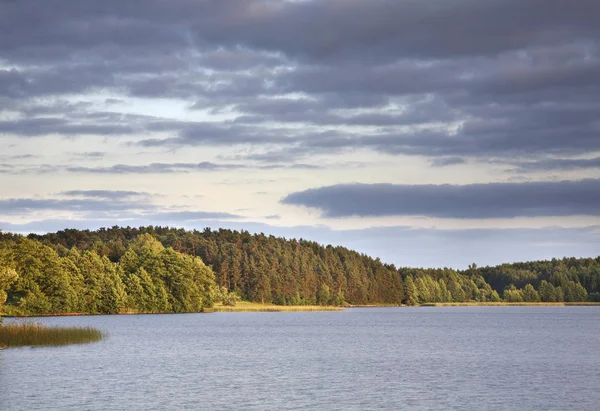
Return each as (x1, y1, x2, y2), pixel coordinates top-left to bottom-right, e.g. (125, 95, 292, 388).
(0, 226, 597, 315)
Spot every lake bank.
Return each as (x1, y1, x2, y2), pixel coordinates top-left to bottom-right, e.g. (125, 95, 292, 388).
(211, 301, 345, 312)
(4, 301, 600, 317)
(0, 302, 345, 317)
(420, 302, 600, 307)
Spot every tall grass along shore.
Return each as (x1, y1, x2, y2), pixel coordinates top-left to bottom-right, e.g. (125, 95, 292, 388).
(0, 321, 104, 348)
(211, 302, 345, 312)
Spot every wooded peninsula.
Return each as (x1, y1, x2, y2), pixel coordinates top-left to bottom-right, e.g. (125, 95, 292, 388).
(0, 226, 598, 316)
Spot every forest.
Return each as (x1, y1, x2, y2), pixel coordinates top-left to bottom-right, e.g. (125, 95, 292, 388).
(0, 226, 599, 315)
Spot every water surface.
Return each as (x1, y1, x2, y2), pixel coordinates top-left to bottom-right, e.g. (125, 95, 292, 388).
(1, 307, 599, 410)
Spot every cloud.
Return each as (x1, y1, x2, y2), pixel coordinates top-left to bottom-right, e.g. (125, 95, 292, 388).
(60, 190, 152, 200)
(0, 198, 154, 215)
(66, 162, 243, 174)
(64, 162, 319, 174)
(0, 117, 135, 137)
(0, 0, 597, 166)
(0, 195, 242, 224)
(71, 152, 106, 159)
(431, 157, 466, 167)
(511, 157, 600, 173)
(281, 179, 600, 218)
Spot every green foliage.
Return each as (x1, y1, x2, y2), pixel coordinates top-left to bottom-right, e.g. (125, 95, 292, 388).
(503, 285, 524, 302)
(0, 266, 18, 306)
(316, 283, 331, 306)
(214, 285, 241, 307)
(539, 280, 557, 302)
(0, 227, 597, 314)
(522, 284, 540, 302)
(0, 231, 216, 315)
(404, 276, 418, 305)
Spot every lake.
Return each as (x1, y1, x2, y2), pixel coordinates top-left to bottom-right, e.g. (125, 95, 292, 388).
(1, 307, 599, 410)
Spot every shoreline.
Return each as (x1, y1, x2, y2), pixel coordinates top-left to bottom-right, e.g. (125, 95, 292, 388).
(3, 301, 599, 317)
(419, 302, 600, 307)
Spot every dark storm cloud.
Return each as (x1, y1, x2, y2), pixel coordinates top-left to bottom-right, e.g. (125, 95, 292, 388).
(1, 0, 599, 165)
(4, 0, 597, 62)
(281, 179, 600, 219)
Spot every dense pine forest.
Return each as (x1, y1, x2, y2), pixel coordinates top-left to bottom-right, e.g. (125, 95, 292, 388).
(0, 226, 599, 315)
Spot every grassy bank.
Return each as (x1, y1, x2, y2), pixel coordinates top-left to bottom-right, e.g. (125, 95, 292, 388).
(0, 322, 104, 348)
(420, 302, 600, 307)
(211, 301, 345, 312)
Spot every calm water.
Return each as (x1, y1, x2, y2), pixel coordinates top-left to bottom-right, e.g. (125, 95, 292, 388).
(1, 307, 599, 410)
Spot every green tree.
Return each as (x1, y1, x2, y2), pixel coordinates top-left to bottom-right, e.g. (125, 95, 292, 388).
(503, 285, 524, 302)
(522, 284, 540, 302)
(489, 290, 501, 302)
(404, 276, 418, 305)
(0, 266, 18, 306)
(317, 283, 331, 306)
(538, 280, 557, 302)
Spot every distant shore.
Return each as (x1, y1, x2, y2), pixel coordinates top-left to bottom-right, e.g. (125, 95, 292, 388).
(419, 302, 600, 307)
(0, 302, 345, 317)
(210, 302, 345, 312)
(4, 301, 600, 317)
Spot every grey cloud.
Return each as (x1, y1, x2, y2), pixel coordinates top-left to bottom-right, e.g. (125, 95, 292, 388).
(105, 98, 125, 105)
(66, 162, 243, 174)
(232, 95, 457, 127)
(136, 122, 266, 147)
(0, 198, 154, 215)
(511, 157, 600, 173)
(63, 161, 319, 174)
(60, 190, 152, 200)
(2, 0, 598, 64)
(0, 117, 134, 137)
(0, 0, 598, 169)
(0, 154, 38, 161)
(71, 152, 106, 159)
(431, 157, 466, 167)
(281, 179, 600, 219)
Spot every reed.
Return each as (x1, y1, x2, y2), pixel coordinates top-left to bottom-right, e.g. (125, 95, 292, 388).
(0, 321, 104, 348)
(212, 302, 345, 312)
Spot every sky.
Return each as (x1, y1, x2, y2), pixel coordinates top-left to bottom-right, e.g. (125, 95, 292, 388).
(1, 0, 599, 268)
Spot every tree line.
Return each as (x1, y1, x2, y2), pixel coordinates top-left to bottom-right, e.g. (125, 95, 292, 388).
(1, 226, 598, 315)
